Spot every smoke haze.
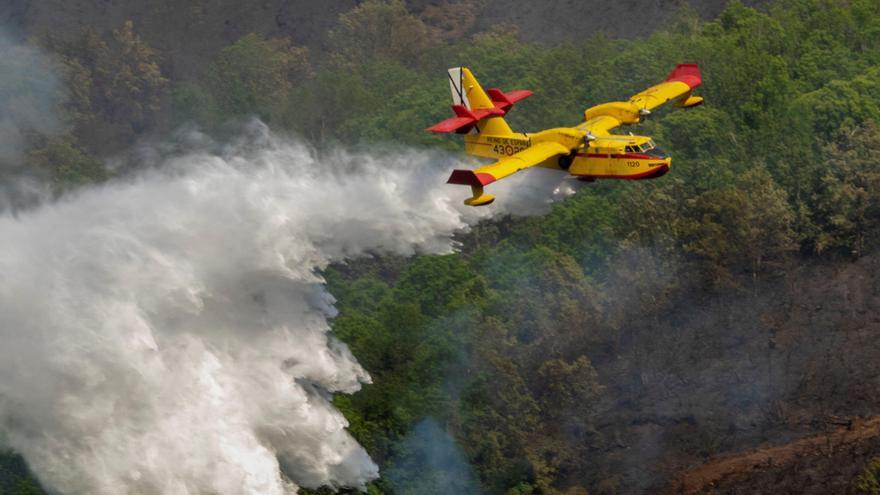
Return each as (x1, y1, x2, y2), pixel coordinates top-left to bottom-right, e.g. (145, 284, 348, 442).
(0, 31, 65, 163)
(0, 30, 66, 209)
(0, 121, 575, 494)
(386, 418, 483, 494)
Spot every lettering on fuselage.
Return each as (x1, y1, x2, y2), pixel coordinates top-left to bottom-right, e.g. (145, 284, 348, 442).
(486, 136, 530, 156)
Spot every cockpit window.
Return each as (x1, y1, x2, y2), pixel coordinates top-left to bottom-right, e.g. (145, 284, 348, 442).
(625, 142, 658, 154)
(645, 146, 667, 158)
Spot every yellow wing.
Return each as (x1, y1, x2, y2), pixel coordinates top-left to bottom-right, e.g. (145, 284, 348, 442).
(447, 141, 571, 206)
(630, 64, 703, 112)
(578, 64, 703, 137)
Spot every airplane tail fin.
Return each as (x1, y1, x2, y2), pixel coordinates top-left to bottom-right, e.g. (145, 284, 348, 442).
(447, 67, 492, 111)
(427, 67, 531, 136)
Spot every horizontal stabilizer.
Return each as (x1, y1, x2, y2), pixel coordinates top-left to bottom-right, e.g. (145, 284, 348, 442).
(486, 88, 533, 111)
(504, 90, 533, 103)
(427, 104, 505, 134)
(426, 87, 532, 133)
(426, 117, 478, 133)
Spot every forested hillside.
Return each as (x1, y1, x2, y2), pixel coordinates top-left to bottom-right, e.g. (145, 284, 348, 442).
(4, 0, 880, 494)
(4, 0, 763, 81)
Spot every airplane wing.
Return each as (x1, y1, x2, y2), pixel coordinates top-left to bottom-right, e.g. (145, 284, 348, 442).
(578, 64, 703, 136)
(629, 64, 703, 112)
(447, 141, 570, 205)
(575, 115, 620, 136)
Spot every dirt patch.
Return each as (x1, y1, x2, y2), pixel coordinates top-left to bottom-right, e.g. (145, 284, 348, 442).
(664, 417, 880, 494)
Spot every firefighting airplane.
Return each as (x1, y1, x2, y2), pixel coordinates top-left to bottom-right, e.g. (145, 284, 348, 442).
(427, 64, 703, 205)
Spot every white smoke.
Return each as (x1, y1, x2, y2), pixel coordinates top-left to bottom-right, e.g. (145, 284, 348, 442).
(0, 122, 576, 494)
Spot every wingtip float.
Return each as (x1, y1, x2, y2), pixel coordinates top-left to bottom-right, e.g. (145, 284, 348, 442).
(427, 64, 704, 206)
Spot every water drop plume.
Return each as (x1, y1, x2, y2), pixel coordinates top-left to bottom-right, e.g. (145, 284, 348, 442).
(0, 122, 576, 494)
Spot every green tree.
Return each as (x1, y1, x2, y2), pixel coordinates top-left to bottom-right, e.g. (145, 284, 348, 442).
(205, 34, 310, 121)
(536, 356, 603, 418)
(171, 82, 219, 127)
(328, 0, 434, 67)
(813, 123, 880, 256)
(395, 255, 487, 318)
(28, 136, 109, 191)
(679, 166, 796, 285)
(856, 457, 880, 495)
(0, 453, 45, 495)
(283, 65, 377, 143)
(46, 21, 169, 150)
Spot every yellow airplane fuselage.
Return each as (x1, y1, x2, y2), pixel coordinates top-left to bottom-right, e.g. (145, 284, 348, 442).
(464, 132, 672, 181)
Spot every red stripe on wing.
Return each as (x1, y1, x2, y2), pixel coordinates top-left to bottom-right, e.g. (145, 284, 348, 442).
(447, 170, 496, 187)
(665, 64, 702, 89)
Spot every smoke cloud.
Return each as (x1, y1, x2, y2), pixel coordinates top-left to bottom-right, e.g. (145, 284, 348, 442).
(0, 122, 575, 494)
(386, 418, 482, 494)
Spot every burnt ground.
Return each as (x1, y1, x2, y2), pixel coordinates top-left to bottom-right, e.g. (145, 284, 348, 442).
(581, 253, 880, 493)
(667, 416, 880, 494)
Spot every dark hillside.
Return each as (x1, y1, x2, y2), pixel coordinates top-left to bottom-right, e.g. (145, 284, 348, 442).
(3, 0, 765, 80)
(474, 0, 769, 43)
(2, 0, 358, 80)
(587, 253, 880, 493)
